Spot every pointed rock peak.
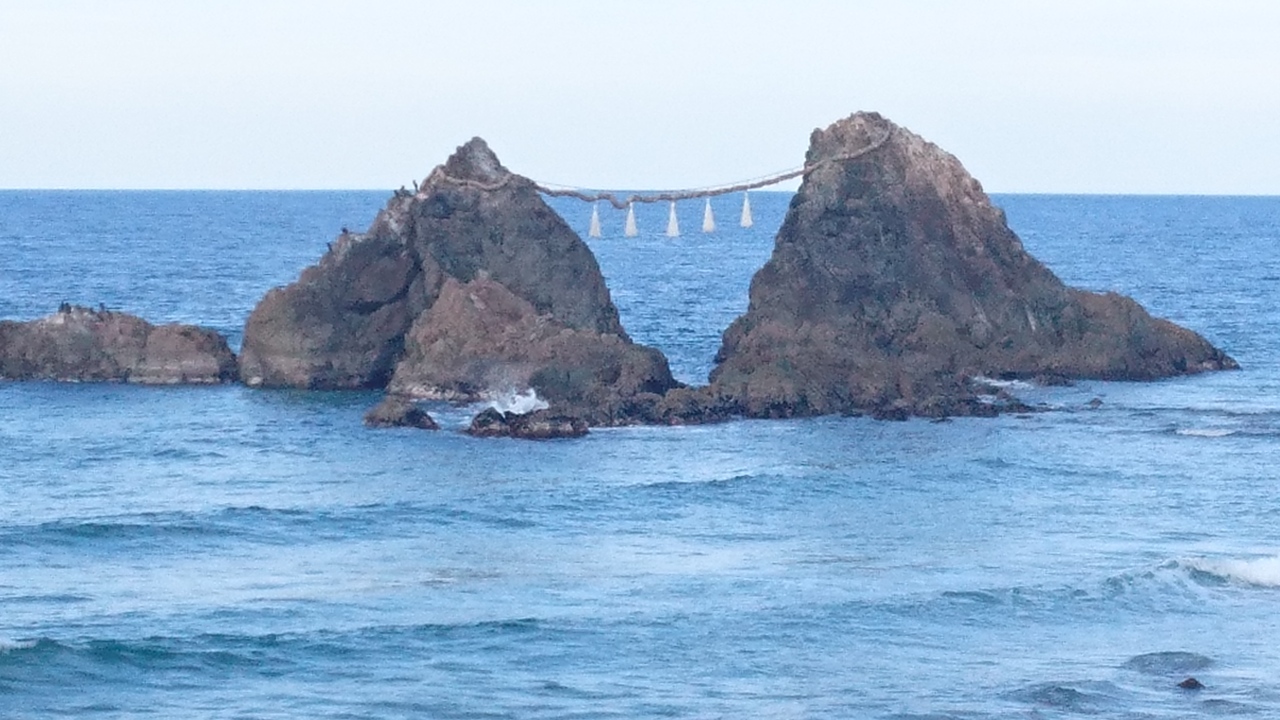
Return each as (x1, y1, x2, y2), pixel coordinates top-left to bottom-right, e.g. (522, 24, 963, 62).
(439, 136, 510, 184)
(806, 111, 899, 160)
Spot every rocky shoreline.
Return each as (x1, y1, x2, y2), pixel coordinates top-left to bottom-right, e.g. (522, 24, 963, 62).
(0, 305, 237, 385)
(0, 112, 1237, 437)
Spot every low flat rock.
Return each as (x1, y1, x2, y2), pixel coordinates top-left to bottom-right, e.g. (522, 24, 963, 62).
(0, 305, 237, 384)
(466, 407, 588, 440)
(708, 111, 1237, 419)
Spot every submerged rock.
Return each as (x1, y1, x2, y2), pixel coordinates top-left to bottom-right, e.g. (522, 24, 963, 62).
(238, 137, 676, 424)
(709, 111, 1237, 419)
(0, 305, 237, 384)
(363, 394, 439, 430)
(466, 407, 589, 440)
(1178, 677, 1205, 691)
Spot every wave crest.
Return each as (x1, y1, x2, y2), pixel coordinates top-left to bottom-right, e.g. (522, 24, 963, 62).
(1183, 555, 1280, 588)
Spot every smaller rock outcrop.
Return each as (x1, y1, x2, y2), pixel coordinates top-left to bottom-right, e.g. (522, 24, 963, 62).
(388, 276, 678, 425)
(363, 394, 439, 430)
(466, 407, 589, 439)
(0, 305, 237, 384)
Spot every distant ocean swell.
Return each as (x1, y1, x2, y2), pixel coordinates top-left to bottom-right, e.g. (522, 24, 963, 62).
(6, 556, 1272, 669)
(835, 557, 1280, 626)
(0, 503, 540, 551)
(0, 619, 553, 685)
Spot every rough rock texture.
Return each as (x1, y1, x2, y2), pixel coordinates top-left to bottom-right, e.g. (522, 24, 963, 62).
(239, 138, 632, 390)
(0, 305, 237, 384)
(236, 139, 673, 425)
(363, 394, 439, 430)
(466, 407, 589, 440)
(388, 276, 678, 425)
(709, 112, 1237, 419)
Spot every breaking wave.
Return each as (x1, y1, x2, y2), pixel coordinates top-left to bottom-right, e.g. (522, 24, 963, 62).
(486, 388, 549, 415)
(0, 638, 39, 654)
(1181, 555, 1280, 588)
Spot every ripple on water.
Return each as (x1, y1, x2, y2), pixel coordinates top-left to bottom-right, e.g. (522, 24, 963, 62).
(1123, 651, 1214, 675)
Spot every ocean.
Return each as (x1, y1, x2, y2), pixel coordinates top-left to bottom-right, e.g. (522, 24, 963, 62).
(2, 190, 1279, 718)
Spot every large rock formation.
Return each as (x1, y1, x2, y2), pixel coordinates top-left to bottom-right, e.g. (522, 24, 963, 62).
(709, 112, 1236, 418)
(239, 138, 678, 422)
(0, 305, 237, 384)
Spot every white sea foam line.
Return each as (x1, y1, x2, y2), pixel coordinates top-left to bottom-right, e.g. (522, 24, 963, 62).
(1175, 428, 1237, 438)
(970, 375, 1036, 390)
(0, 638, 37, 652)
(1186, 555, 1280, 587)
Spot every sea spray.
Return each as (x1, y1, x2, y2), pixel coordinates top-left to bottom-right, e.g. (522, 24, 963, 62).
(486, 388, 549, 415)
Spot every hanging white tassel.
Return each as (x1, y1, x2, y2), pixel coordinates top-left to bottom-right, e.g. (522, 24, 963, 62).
(740, 191, 753, 228)
(666, 201, 680, 237)
(588, 203, 602, 238)
(624, 203, 638, 237)
(702, 198, 716, 233)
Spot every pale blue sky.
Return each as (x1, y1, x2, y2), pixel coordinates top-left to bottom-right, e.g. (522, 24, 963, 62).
(1, 0, 1277, 192)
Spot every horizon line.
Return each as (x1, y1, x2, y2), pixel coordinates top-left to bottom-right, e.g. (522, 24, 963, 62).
(1, 188, 1279, 198)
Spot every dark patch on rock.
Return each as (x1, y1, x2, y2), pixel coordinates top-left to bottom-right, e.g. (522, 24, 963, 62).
(363, 394, 439, 430)
(0, 305, 237, 384)
(466, 407, 589, 440)
(708, 111, 1237, 420)
(652, 386, 741, 425)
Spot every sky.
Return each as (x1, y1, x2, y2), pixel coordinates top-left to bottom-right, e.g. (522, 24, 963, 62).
(1, 0, 1277, 193)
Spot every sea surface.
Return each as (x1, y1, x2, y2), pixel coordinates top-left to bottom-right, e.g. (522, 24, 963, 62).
(2, 190, 1280, 719)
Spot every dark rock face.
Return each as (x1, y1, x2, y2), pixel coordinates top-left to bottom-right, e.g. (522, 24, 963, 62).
(466, 407, 589, 440)
(238, 231, 427, 389)
(0, 305, 237, 384)
(239, 138, 630, 390)
(387, 277, 678, 425)
(363, 394, 439, 430)
(709, 112, 1237, 419)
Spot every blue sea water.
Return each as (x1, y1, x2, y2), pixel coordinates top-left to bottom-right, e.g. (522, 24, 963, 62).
(2, 190, 1280, 718)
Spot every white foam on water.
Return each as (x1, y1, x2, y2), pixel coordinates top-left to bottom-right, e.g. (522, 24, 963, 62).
(1186, 555, 1280, 587)
(971, 375, 1035, 391)
(1175, 428, 1237, 438)
(0, 638, 37, 653)
(486, 388, 549, 416)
